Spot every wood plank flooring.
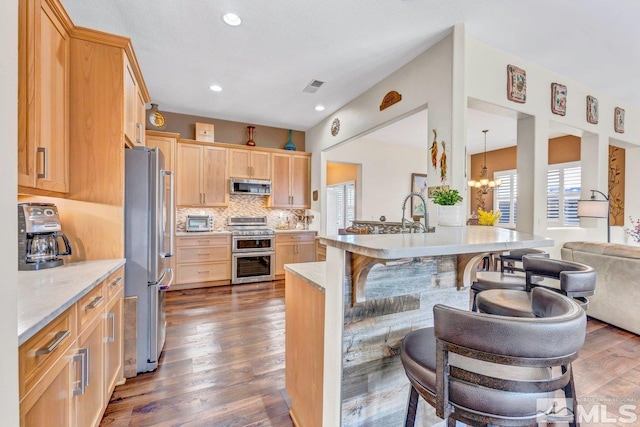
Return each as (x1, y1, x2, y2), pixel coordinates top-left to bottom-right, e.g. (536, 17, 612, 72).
(101, 281, 640, 427)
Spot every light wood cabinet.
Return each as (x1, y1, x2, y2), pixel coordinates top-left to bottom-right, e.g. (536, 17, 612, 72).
(175, 235, 231, 287)
(229, 149, 271, 179)
(123, 56, 146, 147)
(275, 232, 316, 278)
(18, 0, 71, 194)
(177, 141, 228, 207)
(271, 153, 311, 209)
(19, 266, 125, 427)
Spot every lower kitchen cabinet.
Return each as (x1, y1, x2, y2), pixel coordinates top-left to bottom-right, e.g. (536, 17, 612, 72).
(175, 235, 231, 288)
(275, 232, 316, 279)
(19, 266, 125, 427)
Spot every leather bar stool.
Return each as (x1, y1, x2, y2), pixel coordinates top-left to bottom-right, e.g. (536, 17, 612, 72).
(401, 287, 586, 427)
(477, 255, 596, 317)
(470, 248, 549, 311)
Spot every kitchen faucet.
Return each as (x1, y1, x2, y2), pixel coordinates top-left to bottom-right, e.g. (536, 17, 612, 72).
(401, 192, 432, 233)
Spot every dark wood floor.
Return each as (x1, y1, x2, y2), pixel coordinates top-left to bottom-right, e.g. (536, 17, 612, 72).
(101, 282, 640, 427)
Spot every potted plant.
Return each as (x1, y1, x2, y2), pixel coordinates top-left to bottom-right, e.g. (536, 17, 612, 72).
(432, 188, 464, 226)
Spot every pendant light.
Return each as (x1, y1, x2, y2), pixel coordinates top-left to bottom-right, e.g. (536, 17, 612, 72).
(468, 130, 502, 194)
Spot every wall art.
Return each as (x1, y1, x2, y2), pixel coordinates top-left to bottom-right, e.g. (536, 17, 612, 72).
(551, 83, 567, 116)
(614, 107, 625, 133)
(410, 173, 428, 218)
(586, 95, 599, 124)
(330, 118, 341, 136)
(379, 90, 402, 111)
(507, 64, 526, 103)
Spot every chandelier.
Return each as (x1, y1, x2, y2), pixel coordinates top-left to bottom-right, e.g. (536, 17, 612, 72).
(468, 129, 502, 194)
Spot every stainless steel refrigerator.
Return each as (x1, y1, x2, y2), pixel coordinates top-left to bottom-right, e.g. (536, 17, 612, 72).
(125, 146, 174, 373)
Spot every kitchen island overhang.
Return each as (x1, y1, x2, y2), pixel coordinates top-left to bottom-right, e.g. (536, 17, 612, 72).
(287, 226, 553, 426)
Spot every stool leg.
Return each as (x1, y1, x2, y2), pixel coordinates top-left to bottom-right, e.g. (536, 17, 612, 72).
(405, 385, 419, 427)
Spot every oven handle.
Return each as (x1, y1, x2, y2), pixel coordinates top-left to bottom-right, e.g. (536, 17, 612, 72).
(232, 251, 275, 258)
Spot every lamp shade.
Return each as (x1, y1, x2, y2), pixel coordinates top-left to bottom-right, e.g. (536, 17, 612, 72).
(577, 199, 608, 218)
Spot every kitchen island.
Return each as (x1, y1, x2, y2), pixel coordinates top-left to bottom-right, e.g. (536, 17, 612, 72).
(285, 226, 552, 427)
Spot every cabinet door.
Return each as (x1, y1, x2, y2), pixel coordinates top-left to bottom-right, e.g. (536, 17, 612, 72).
(75, 316, 104, 427)
(296, 241, 316, 264)
(250, 151, 271, 179)
(18, 0, 69, 192)
(271, 153, 292, 208)
(290, 155, 310, 208)
(20, 351, 74, 427)
(228, 149, 251, 178)
(202, 146, 228, 206)
(176, 144, 203, 206)
(104, 292, 123, 403)
(123, 58, 137, 147)
(275, 242, 296, 277)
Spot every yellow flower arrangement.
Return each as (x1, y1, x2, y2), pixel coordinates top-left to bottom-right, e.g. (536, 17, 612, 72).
(477, 208, 502, 226)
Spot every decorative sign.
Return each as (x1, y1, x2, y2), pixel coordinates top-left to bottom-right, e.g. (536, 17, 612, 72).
(330, 118, 341, 136)
(551, 83, 567, 116)
(379, 90, 402, 111)
(614, 107, 625, 133)
(586, 95, 599, 124)
(507, 64, 526, 103)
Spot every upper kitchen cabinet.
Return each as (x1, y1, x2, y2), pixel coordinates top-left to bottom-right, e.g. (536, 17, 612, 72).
(229, 148, 271, 180)
(123, 56, 146, 147)
(18, 0, 72, 194)
(270, 152, 311, 209)
(176, 140, 228, 207)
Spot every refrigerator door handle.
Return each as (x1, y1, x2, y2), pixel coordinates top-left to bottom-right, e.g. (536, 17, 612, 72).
(158, 268, 174, 291)
(160, 170, 175, 258)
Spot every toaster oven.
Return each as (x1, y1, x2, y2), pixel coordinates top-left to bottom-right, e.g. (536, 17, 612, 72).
(186, 215, 213, 231)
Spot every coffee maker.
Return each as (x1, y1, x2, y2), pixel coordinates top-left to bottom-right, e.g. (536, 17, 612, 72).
(18, 203, 72, 271)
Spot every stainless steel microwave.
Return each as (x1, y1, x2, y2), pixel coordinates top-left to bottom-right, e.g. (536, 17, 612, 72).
(229, 178, 271, 195)
(186, 215, 213, 231)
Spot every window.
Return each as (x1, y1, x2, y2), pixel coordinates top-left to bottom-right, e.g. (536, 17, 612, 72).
(326, 181, 355, 235)
(494, 170, 517, 228)
(547, 162, 581, 226)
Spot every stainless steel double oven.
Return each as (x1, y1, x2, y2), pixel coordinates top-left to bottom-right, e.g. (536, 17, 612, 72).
(228, 216, 275, 284)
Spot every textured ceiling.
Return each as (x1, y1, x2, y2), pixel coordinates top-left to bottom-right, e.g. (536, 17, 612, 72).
(60, 0, 640, 139)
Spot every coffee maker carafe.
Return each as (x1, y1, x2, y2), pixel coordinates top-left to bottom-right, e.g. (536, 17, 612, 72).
(18, 203, 72, 271)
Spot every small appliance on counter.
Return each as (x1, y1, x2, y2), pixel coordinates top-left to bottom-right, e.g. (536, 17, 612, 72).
(186, 214, 214, 232)
(18, 203, 72, 271)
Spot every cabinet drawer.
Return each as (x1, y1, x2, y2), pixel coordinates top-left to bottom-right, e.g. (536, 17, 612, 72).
(177, 246, 230, 263)
(105, 267, 125, 301)
(276, 232, 316, 244)
(176, 235, 230, 247)
(77, 281, 106, 332)
(176, 262, 231, 284)
(19, 304, 77, 399)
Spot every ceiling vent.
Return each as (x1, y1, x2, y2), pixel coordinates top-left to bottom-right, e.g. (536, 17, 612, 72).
(303, 79, 325, 94)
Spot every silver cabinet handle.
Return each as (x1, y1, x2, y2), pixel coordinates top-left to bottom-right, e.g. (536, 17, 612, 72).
(198, 270, 210, 274)
(110, 277, 123, 287)
(197, 252, 210, 256)
(82, 347, 90, 386)
(37, 147, 47, 179)
(72, 349, 87, 396)
(35, 330, 70, 356)
(203, 193, 206, 204)
(85, 295, 104, 310)
(106, 312, 116, 343)
(136, 122, 143, 144)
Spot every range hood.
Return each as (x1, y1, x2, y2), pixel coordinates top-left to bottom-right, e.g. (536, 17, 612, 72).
(229, 178, 271, 195)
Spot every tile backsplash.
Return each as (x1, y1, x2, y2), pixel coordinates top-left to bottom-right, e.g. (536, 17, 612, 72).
(176, 195, 305, 231)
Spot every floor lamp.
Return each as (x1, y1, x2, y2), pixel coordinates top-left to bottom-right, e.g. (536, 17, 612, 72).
(577, 190, 610, 242)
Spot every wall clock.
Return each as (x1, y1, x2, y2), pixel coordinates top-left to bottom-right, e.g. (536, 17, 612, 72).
(331, 118, 340, 136)
(147, 103, 166, 130)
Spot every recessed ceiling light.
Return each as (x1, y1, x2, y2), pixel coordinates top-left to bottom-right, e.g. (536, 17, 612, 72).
(222, 13, 241, 26)
(314, 105, 325, 111)
(209, 85, 222, 92)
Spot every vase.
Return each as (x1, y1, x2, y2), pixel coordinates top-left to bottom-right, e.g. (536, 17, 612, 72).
(246, 126, 256, 146)
(284, 129, 296, 151)
(437, 205, 464, 226)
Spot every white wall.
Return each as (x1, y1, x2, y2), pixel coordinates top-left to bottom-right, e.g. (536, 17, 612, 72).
(1, 0, 20, 423)
(325, 139, 429, 223)
(307, 29, 459, 235)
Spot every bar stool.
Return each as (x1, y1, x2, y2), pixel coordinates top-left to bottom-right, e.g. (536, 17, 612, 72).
(470, 248, 549, 311)
(476, 255, 596, 317)
(400, 287, 586, 427)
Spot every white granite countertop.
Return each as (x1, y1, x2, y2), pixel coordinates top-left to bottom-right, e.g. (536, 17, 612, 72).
(319, 225, 552, 259)
(175, 230, 231, 236)
(284, 262, 326, 292)
(18, 259, 126, 346)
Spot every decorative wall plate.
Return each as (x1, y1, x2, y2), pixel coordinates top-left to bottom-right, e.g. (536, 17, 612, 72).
(614, 107, 625, 133)
(551, 83, 567, 116)
(331, 118, 341, 136)
(586, 95, 599, 124)
(507, 65, 526, 103)
(147, 103, 166, 130)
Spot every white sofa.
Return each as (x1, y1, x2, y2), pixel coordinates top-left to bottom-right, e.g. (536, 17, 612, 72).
(561, 241, 640, 335)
